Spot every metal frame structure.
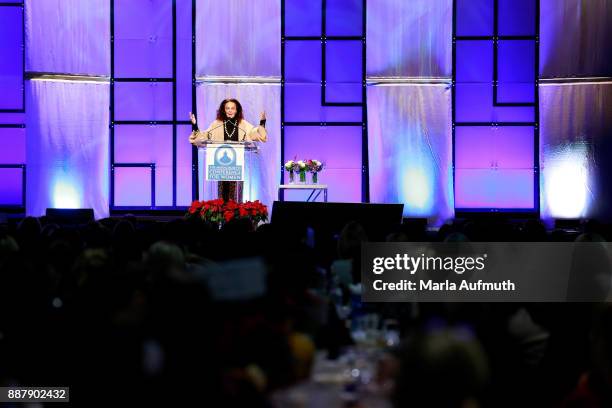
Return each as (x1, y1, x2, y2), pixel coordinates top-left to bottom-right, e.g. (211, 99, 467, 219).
(281, 0, 369, 202)
(0, 1, 25, 113)
(452, 0, 540, 215)
(110, 0, 195, 212)
(0, 1, 26, 211)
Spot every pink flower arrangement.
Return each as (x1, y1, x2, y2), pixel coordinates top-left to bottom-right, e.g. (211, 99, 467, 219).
(305, 159, 324, 173)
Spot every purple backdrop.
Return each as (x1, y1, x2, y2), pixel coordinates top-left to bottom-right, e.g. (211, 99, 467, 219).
(5, 0, 611, 222)
(0, 5, 23, 110)
(196, 0, 280, 77)
(283, 0, 365, 203)
(111, 0, 193, 208)
(0, 3, 25, 208)
(453, 0, 537, 211)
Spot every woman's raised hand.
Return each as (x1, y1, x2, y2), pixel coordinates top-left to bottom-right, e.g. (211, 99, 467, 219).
(260, 111, 266, 121)
(189, 112, 197, 125)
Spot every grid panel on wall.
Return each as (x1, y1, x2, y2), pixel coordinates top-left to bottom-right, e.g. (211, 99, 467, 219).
(0, 1, 25, 209)
(282, 0, 368, 202)
(453, 0, 539, 213)
(110, 0, 196, 210)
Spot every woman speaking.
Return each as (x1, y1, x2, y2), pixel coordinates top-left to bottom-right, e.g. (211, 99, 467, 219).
(188, 98, 267, 202)
(189, 98, 267, 144)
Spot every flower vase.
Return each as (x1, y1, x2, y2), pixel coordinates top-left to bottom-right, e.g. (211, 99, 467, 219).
(289, 170, 295, 184)
(299, 170, 306, 183)
(311, 172, 318, 184)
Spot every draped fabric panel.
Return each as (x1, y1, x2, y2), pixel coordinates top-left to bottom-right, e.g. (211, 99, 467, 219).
(367, 83, 453, 226)
(366, 0, 452, 224)
(539, 82, 612, 222)
(196, 0, 280, 77)
(540, 0, 612, 78)
(539, 0, 612, 221)
(25, 0, 109, 75)
(366, 0, 452, 78)
(196, 83, 281, 210)
(26, 80, 110, 219)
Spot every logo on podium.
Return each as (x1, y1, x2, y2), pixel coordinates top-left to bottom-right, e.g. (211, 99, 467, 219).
(206, 144, 245, 181)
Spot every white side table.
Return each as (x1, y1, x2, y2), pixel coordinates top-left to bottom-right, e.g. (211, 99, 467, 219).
(278, 184, 328, 202)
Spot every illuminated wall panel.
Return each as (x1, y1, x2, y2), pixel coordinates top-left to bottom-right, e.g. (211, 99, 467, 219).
(453, 0, 538, 212)
(282, 0, 367, 202)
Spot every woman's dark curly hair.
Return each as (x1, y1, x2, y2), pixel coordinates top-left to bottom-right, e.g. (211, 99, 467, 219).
(216, 98, 244, 123)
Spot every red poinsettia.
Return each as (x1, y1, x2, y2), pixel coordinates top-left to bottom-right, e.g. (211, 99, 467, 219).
(188, 201, 202, 214)
(186, 199, 268, 225)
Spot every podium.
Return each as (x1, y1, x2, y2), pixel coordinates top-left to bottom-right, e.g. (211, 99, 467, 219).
(197, 140, 260, 202)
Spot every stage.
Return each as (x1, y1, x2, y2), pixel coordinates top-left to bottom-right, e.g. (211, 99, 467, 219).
(0, 0, 610, 228)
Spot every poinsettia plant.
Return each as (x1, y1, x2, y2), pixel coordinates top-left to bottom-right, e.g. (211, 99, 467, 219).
(187, 199, 268, 224)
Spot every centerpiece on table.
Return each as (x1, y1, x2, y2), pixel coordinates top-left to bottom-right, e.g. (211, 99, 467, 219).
(284, 158, 324, 184)
(284, 160, 299, 183)
(306, 159, 324, 183)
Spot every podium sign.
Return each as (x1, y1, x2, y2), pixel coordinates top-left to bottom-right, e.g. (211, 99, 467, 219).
(205, 143, 245, 181)
(198, 141, 259, 201)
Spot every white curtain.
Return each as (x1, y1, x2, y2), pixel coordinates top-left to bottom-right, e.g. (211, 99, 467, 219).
(367, 83, 453, 226)
(539, 82, 612, 222)
(196, 0, 280, 77)
(366, 0, 452, 77)
(25, 0, 109, 75)
(26, 80, 110, 219)
(540, 0, 612, 78)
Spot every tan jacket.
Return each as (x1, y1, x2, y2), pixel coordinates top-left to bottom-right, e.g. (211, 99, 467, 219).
(189, 119, 267, 146)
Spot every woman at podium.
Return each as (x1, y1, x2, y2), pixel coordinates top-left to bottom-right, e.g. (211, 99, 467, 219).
(189, 98, 267, 143)
(188, 98, 267, 202)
